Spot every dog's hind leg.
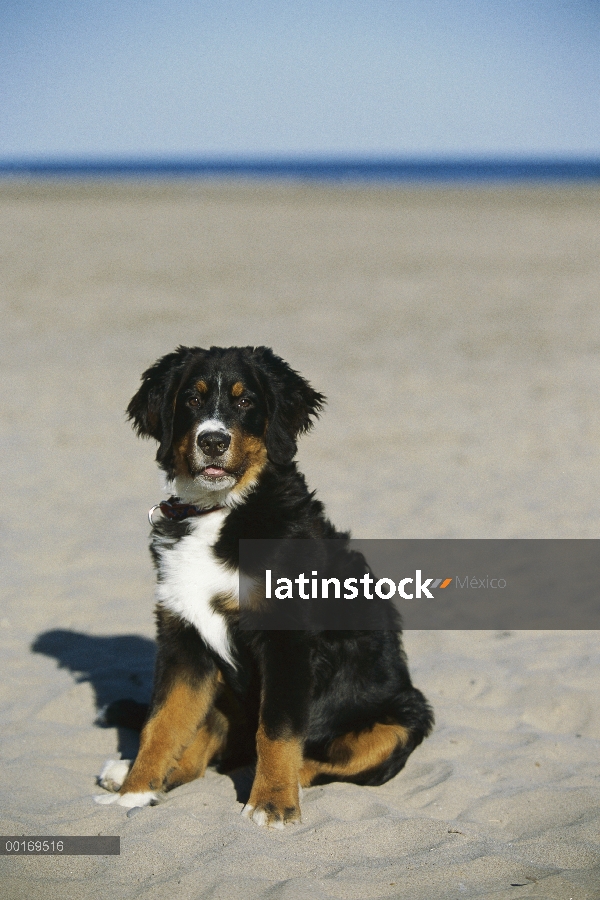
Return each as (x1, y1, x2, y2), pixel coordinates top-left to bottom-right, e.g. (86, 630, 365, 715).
(299, 722, 413, 788)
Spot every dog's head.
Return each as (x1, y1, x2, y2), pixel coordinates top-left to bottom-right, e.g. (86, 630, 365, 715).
(127, 346, 325, 503)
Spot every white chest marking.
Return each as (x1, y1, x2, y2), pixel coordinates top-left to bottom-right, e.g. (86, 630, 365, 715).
(154, 510, 238, 667)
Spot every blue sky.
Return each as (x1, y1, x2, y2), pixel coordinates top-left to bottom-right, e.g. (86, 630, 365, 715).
(1, 0, 599, 159)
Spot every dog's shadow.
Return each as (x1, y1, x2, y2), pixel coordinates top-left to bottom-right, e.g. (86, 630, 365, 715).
(32, 629, 155, 759)
(31, 629, 254, 803)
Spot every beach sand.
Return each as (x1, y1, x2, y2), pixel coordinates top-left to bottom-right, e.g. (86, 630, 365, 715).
(0, 179, 599, 899)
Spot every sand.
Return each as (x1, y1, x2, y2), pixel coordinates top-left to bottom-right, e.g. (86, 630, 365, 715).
(0, 179, 599, 899)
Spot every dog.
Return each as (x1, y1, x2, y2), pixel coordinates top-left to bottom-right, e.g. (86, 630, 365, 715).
(95, 345, 433, 827)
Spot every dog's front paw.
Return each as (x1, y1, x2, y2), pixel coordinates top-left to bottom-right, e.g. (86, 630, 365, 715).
(97, 759, 132, 792)
(95, 760, 159, 808)
(94, 790, 158, 808)
(242, 786, 301, 829)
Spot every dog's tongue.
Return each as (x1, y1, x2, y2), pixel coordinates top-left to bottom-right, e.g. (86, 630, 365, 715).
(204, 466, 227, 477)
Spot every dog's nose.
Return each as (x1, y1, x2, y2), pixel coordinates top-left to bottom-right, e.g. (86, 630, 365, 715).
(198, 431, 231, 457)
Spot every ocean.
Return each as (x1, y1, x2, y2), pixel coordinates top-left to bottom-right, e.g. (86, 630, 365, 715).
(1, 157, 600, 182)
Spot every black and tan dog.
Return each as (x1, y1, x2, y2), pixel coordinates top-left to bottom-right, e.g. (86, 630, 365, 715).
(95, 345, 433, 827)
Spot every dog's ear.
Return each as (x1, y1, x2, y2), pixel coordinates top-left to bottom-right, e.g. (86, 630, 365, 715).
(250, 347, 325, 465)
(127, 347, 193, 463)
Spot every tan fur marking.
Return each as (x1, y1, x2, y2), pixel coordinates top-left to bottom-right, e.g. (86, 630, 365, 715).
(119, 672, 219, 794)
(231, 381, 244, 397)
(195, 380, 208, 394)
(164, 707, 228, 789)
(247, 725, 303, 824)
(237, 580, 270, 615)
(299, 723, 409, 787)
(210, 591, 239, 615)
(228, 429, 268, 495)
(173, 431, 194, 477)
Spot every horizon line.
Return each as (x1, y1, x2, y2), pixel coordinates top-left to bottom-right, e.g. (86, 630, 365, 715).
(1, 155, 600, 182)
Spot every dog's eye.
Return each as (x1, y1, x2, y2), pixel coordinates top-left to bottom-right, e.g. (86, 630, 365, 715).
(187, 397, 203, 409)
(237, 397, 253, 409)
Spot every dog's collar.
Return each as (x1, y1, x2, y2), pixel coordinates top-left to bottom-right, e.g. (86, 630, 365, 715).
(148, 496, 225, 526)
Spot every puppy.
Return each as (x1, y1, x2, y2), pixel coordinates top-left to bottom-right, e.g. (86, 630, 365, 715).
(95, 345, 433, 826)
